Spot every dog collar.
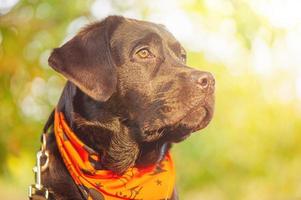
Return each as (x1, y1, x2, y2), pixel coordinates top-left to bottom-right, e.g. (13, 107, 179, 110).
(54, 110, 175, 200)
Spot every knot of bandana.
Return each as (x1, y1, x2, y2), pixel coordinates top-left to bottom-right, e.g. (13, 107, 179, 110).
(54, 110, 175, 200)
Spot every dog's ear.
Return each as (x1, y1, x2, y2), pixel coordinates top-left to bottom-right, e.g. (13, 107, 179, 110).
(48, 16, 124, 101)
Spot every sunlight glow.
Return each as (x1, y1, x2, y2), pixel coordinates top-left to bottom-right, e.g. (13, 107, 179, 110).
(296, 75, 301, 100)
(91, 0, 113, 19)
(251, 37, 272, 76)
(0, 0, 19, 15)
(250, 0, 301, 29)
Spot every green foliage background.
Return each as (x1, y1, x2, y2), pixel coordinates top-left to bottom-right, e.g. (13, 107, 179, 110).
(1, 0, 301, 199)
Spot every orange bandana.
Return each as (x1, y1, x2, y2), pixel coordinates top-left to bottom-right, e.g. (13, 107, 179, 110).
(54, 110, 175, 200)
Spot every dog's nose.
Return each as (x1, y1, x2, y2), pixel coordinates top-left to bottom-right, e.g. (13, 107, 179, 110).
(191, 71, 215, 90)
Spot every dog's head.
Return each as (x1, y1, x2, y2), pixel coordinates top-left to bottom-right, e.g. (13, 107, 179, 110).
(49, 16, 214, 171)
(111, 18, 215, 143)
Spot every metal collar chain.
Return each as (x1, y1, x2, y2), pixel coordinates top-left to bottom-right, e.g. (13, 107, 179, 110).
(28, 133, 50, 200)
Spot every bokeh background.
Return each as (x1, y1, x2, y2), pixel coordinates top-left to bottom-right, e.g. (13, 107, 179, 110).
(1, 0, 301, 199)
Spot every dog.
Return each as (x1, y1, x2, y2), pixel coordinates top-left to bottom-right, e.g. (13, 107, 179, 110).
(40, 15, 215, 200)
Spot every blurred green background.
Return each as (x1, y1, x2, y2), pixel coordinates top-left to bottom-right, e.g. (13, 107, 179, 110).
(1, 0, 301, 199)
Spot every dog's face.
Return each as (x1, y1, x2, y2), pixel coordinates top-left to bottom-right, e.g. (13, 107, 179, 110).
(48, 16, 214, 170)
(110, 19, 214, 143)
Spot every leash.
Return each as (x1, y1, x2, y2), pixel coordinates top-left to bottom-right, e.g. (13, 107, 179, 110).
(28, 110, 54, 200)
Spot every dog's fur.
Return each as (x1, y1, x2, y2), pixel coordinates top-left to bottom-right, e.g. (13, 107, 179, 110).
(42, 16, 215, 200)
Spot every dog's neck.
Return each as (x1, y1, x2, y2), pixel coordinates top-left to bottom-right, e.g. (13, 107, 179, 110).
(56, 81, 170, 174)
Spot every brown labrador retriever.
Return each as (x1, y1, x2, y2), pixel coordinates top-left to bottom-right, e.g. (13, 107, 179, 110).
(40, 15, 214, 200)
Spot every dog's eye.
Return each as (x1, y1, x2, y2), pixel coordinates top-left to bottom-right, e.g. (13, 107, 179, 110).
(136, 48, 152, 59)
(180, 48, 186, 63)
(181, 54, 187, 63)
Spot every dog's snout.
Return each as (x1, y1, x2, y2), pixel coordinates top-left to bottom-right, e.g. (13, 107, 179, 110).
(191, 71, 215, 90)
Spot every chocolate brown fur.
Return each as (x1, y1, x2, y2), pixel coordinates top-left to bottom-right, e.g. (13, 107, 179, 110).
(42, 15, 215, 200)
